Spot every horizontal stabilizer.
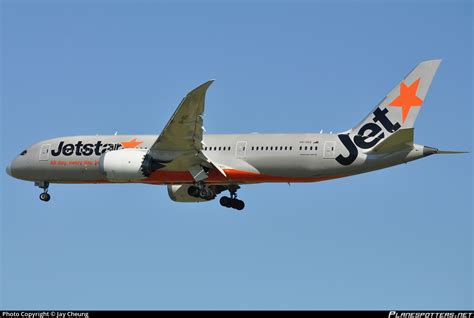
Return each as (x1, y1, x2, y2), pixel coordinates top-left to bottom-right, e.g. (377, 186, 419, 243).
(372, 128, 414, 153)
(423, 147, 469, 155)
(437, 150, 469, 154)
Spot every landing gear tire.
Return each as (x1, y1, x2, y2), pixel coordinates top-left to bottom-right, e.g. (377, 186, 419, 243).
(188, 184, 216, 200)
(219, 186, 245, 210)
(39, 192, 51, 202)
(220, 196, 245, 210)
(220, 196, 232, 208)
(231, 199, 245, 211)
(199, 187, 211, 200)
(187, 185, 200, 197)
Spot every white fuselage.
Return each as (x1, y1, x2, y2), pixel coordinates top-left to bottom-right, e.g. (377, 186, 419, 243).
(7, 133, 428, 185)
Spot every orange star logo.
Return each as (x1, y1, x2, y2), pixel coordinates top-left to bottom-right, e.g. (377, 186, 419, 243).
(120, 138, 143, 148)
(388, 77, 424, 123)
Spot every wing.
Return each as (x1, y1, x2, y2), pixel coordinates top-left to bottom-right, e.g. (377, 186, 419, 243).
(145, 80, 227, 181)
(150, 80, 213, 152)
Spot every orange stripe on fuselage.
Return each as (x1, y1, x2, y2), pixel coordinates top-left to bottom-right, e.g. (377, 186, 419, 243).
(68, 169, 344, 185)
(142, 169, 344, 185)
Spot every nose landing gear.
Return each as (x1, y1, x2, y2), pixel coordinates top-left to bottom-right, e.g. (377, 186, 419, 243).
(35, 181, 51, 202)
(39, 192, 51, 202)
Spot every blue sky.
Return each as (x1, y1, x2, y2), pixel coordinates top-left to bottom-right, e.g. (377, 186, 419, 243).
(1, 0, 472, 310)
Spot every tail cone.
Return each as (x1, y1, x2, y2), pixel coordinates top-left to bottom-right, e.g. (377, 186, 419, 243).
(423, 146, 438, 156)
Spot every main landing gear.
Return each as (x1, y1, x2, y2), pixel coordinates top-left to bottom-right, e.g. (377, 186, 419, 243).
(219, 186, 245, 211)
(35, 181, 51, 202)
(188, 183, 245, 211)
(187, 183, 217, 200)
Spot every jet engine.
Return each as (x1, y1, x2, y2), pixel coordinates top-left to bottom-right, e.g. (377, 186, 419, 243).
(167, 184, 227, 202)
(99, 148, 147, 182)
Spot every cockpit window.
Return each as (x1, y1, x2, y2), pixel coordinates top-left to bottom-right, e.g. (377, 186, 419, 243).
(20, 150, 27, 156)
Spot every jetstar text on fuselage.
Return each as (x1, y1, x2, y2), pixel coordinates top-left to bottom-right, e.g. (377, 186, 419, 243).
(51, 141, 123, 157)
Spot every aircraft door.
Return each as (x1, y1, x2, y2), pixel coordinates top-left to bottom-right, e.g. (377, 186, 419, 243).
(39, 144, 51, 161)
(323, 141, 336, 159)
(236, 141, 247, 159)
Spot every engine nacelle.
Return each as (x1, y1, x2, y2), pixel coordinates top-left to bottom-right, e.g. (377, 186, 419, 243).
(167, 185, 213, 202)
(99, 148, 147, 182)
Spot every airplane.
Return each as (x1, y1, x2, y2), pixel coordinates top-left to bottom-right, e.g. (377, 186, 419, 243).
(6, 59, 466, 210)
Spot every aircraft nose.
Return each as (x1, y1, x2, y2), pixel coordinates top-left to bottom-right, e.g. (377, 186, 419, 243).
(6, 164, 12, 177)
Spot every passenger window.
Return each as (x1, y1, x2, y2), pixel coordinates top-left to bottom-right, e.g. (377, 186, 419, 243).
(266, 146, 268, 150)
(299, 146, 302, 150)
(219, 147, 221, 151)
(252, 146, 254, 151)
(290, 146, 292, 150)
(284, 146, 287, 150)
(214, 147, 217, 151)
(256, 146, 259, 150)
(310, 146, 313, 150)
(305, 146, 307, 150)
